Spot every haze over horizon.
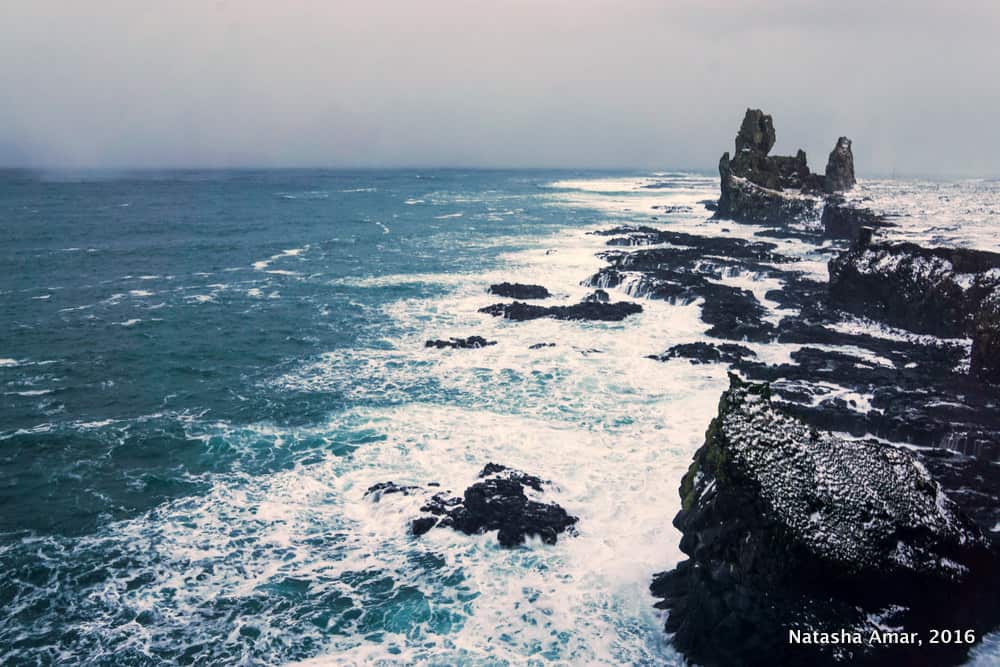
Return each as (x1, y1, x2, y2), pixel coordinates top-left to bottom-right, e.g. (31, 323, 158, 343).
(3, 1, 999, 177)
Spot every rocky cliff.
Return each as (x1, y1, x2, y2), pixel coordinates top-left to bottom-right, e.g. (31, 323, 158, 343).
(652, 375, 1000, 666)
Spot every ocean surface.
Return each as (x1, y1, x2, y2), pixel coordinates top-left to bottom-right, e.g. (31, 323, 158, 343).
(2, 169, 999, 665)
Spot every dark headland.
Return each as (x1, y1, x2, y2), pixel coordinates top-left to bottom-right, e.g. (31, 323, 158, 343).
(648, 109, 1000, 666)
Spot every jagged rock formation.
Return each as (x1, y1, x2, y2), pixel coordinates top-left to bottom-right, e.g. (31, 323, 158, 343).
(828, 233, 1000, 383)
(488, 282, 551, 299)
(425, 335, 497, 349)
(825, 136, 857, 193)
(479, 299, 642, 322)
(366, 464, 578, 547)
(716, 109, 860, 230)
(652, 375, 1000, 667)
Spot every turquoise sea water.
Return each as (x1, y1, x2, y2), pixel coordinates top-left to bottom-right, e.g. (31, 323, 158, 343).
(4, 169, 999, 666)
(2, 169, 719, 665)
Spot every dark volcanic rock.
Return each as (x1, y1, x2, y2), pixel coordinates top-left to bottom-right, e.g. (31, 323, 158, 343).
(734, 108, 776, 155)
(582, 289, 609, 303)
(824, 136, 857, 193)
(652, 374, 1000, 667)
(479, 299, 642, 322)
(416, 464, 577, 547)
(364, 481, 421, 501)
(650, 342, 756, 364)
(828, 234, 1000, 339)
(716, 110, 865, 228)
(488, 282, 551, 299)
(425, 336, 497, 349)
(821, 196, 895, 240)
(972, 295, 1000, 383)
(716, 109, 824, 225)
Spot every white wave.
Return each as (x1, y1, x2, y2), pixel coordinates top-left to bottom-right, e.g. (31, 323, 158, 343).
(433, 212, 464, 220)
(253, 246, 311, 271)
(119, 319, 142, 327)
(0, 358, 20, 367)
(847, 178, 1000, 253)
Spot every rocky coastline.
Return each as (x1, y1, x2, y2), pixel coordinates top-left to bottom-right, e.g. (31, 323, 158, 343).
(651, 374, 1000, 667)
(416, 109, 1000, 663)
(645, 110, 1000, 665)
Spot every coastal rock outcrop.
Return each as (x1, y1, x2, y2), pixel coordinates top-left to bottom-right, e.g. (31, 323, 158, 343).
(715, 109, 861, 230)
(367, 464, 578, 548)
(479, 299, 642, 322)
(488, 282, 551, 299)
(652, 374, 1000, 667)
(828, 233, 1000, 383)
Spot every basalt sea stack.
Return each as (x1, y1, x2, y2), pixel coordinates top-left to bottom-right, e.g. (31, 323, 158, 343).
(715, 109, 892, 240)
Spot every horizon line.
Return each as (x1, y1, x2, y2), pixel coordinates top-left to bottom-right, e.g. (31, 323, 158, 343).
(0, 164, 996, 181)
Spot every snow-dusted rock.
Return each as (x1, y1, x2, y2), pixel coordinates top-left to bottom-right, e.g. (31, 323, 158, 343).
(652, 374, 1000, 666)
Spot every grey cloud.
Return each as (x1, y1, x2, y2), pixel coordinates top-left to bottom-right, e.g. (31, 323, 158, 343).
(1, 1, 998, 176)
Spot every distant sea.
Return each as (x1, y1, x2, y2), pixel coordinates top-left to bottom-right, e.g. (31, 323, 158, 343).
(2, 169, 998, 665)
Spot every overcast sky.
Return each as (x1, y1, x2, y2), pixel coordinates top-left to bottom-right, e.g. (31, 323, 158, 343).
(2, 1, 998, 175)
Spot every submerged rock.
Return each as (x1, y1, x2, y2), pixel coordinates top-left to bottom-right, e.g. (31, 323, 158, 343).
(363, 481, 421, 501)
(652, 374, 1000, 666)
(479, 299, 642, 322)
(425, 335, 497, 349)
(383, 464, 577, 547)
(488, 282, 551, 299)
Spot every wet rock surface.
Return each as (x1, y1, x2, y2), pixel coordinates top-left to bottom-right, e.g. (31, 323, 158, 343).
(652, 375, 1000, 667)
(829, 234, 1000, 384)
(479, 299, 642, 322)
(821, 196, 895, 240)
(368, 464, 578, 548)
(425, 336, 497, 349)
(650, 342, 756, 364)
(594, 221, 1000, 523)
(488, 282, 551, 299)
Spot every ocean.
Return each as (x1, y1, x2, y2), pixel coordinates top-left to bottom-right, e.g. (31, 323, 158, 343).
(2, 168, 999, 665)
